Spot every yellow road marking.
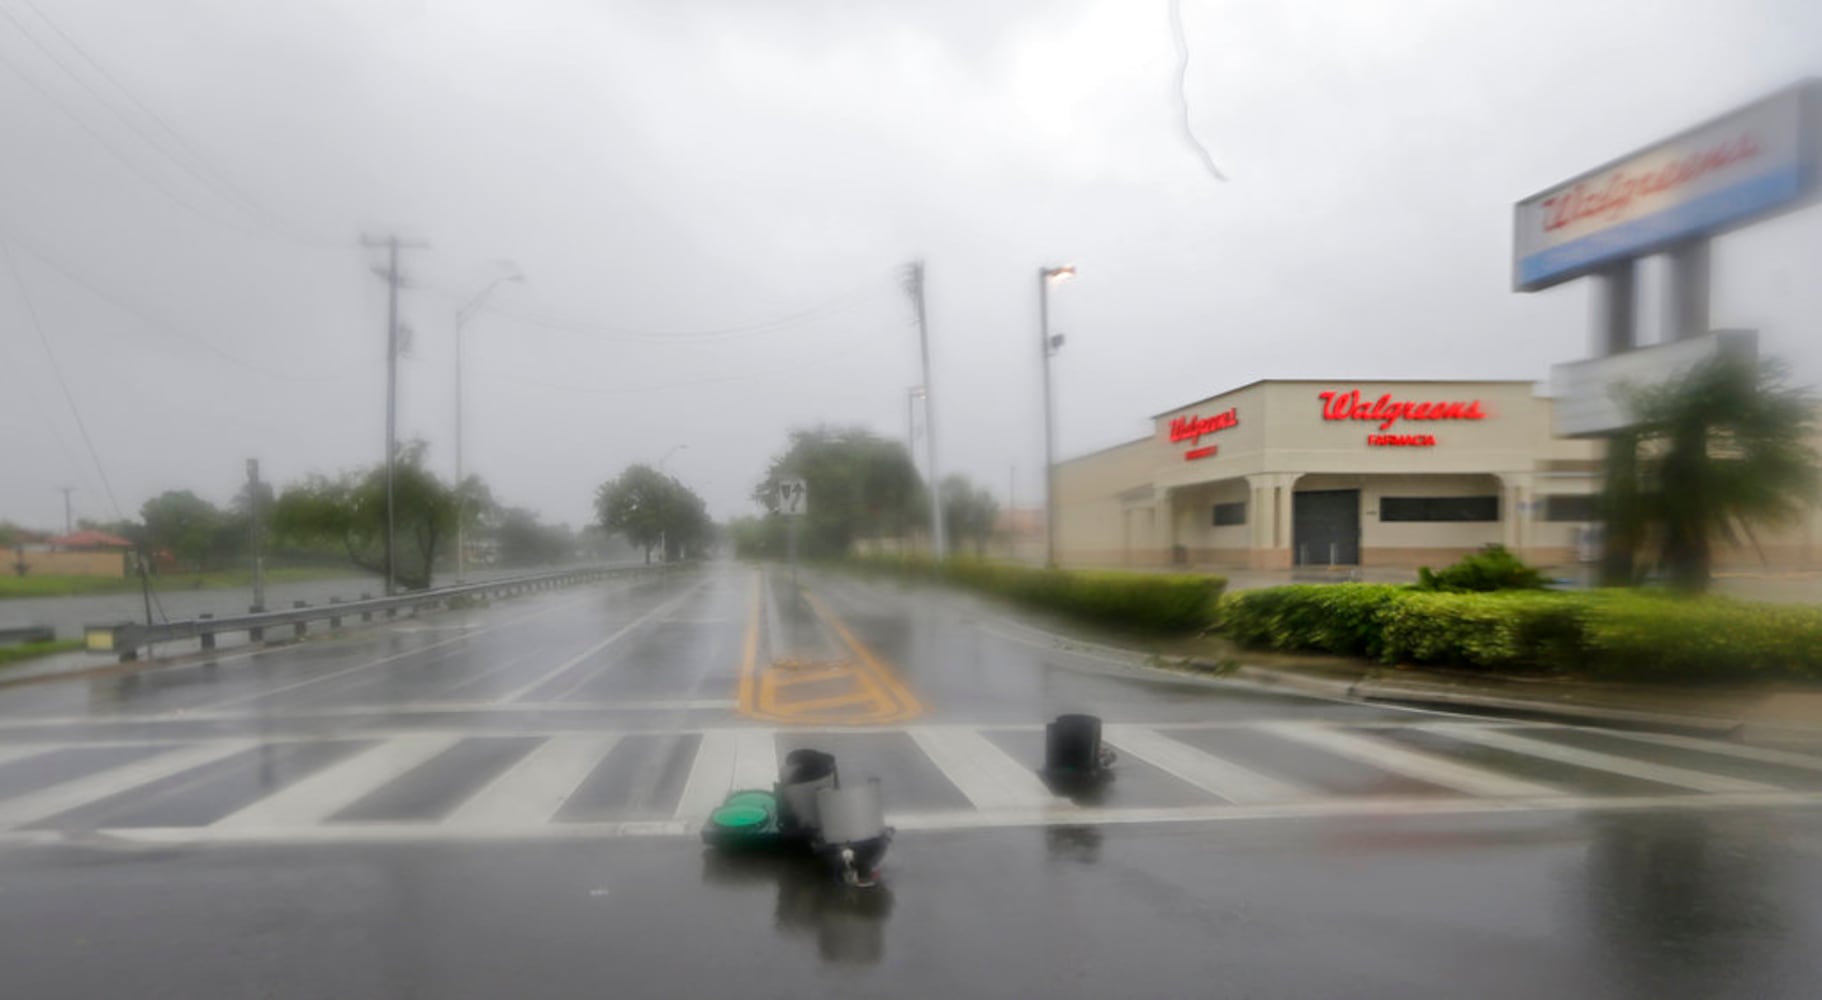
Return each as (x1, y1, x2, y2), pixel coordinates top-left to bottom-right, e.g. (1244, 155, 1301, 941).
(774, 689, 881, 714)
(801, 590, 925, 722)
(771, 666, 857, 688)
(733, 571, 925, 725)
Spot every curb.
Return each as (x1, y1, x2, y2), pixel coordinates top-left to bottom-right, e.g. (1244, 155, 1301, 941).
(1174, 660, 1753, 736)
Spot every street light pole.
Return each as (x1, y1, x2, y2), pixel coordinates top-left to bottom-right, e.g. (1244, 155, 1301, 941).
(453, 265, 523, 583)
(1038, 265, 1075, 569)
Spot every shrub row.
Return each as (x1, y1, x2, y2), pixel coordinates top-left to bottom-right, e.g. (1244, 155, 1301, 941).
(1215, 584, 1822, 682)
(846, 554, 1225, 633)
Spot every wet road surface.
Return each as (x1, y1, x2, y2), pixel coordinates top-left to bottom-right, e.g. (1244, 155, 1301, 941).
(1, 562, 1820, 997)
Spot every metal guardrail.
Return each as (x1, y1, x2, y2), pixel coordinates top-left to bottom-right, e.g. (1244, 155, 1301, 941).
(84, 564, 640, 662)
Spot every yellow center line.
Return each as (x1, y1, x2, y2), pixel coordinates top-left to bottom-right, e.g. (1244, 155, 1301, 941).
(801, 589, 925, 721)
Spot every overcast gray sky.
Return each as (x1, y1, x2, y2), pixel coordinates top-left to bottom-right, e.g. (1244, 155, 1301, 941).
(4, 0, 1821, 530)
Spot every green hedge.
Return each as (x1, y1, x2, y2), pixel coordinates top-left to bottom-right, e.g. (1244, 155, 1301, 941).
(1216, 584, 1822, 682)
(847, 555, 1225, 633)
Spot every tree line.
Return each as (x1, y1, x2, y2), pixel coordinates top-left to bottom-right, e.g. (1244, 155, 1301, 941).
(729, 425, 1000, 560)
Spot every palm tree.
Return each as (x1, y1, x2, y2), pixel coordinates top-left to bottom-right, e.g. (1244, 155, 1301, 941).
(1627, 356, 1819, 593)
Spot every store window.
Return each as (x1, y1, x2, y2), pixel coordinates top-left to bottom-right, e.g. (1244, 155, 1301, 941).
(1212, 501, 1246, 527)
(1380, 496, 1500, 522)
(1540, 494, 1599, 522)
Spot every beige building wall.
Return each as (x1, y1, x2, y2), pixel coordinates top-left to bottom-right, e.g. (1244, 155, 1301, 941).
(1057, 380, 1612, 570)
(15, 550, 127, 577)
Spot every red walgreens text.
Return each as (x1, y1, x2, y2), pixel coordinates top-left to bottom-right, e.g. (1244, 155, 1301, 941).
(1541, 133, 1762, 232)
(1168, 407, 1239, 444)
(1318, 390, 1487, 431)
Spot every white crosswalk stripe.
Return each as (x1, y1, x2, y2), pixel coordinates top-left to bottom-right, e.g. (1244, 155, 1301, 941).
(909, 728, 1072, 810)
(675, 729, 779, 820)
(0, 720, 1815, 843)
(1420, 723, 1782, 793)
(1260, 722, 1564, 798)
(1103, 725, 1309, 803)
(0, 741, 256, 830)
(1590, 728, 1822, 773)
(213, 734, 462, 829)
(0, 745, 53, 769)
(443, 733, 621, 829)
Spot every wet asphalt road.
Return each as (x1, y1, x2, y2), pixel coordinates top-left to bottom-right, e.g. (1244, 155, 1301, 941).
(1, 562, 1821, 998)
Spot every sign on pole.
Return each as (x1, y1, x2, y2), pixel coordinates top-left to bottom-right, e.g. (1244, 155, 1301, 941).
(1551, 329, 1757, 437)
(779, 478, 808, 517)
(1513, 80, 1819, 292)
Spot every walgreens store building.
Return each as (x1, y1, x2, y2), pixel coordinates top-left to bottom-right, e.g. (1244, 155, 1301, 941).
(1055, 379, 1604, 569)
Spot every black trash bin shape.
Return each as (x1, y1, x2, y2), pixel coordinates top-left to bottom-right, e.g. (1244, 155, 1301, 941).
(1045, 714, 1105, 776)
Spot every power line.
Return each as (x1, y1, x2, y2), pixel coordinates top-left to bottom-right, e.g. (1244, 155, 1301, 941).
(3, 242, 129, 523)
(0, 39, 257, 234)
(3, 240, 169, 623)
(1168, 0, 1228, 182)
(439, 273, 886, 343)
(12, 0, 333, 246)
(0, 24, 342, 250)
(0, 6, 254, 218)
(3, 237, 358, 383)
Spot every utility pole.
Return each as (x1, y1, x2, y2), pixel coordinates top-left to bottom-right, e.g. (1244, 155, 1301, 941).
(903, 262, 945, 559)
(1038, 265, 1075, 569)
(58, 486, 73, 535)
(246, 458, 265, 612)
(362, 234, 427, 595)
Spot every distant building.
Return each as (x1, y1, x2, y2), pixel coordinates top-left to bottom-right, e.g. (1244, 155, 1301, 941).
(13, 530, 135, 577)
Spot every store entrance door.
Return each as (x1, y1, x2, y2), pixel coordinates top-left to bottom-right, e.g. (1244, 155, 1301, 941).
(1293, 489, 1360, 566)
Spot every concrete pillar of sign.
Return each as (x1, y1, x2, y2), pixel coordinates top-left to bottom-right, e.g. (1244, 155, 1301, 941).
(1596, 261, 1637, 356)
(1667, 238, 1711, 342)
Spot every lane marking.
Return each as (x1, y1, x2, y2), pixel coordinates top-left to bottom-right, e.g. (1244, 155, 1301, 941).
(798, 589, 924, 723)
(414, 647, 547, 699)
(1103, 724, 1310, 803)
(730, 728, 778, 791)
(767, 690, 880, 714)
(201, 588, 611, 709)
(1261, 721, 1563, 798)
(909, 728, 1070, 810)
(442, 733, 621, 828)
(0, 744, 54, 769)
(1422, 723, 1782, 794)
(771, 665, 856, 688)
(673, 729, 779, 819)
(212, 734, 462, 829)
(1587, 729, 1822, 773)
(45, 790, 1822, 845)
(497, 582, 707, 703)
(0, 740, 256, 830)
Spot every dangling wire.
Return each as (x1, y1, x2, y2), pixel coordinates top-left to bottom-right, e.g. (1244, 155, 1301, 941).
(1169, 0, 1228, 182)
